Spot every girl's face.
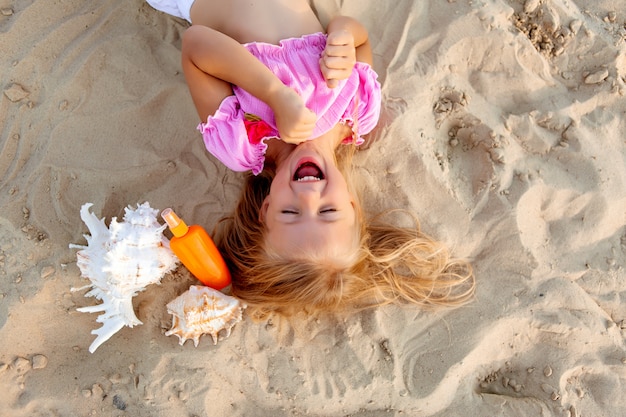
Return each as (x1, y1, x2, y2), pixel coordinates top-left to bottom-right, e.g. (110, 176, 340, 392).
(260, 140, 358, 261)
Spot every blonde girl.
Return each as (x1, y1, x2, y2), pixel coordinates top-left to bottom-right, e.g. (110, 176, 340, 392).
(146, 0, 475, 317)
(214, 145, 474, 319)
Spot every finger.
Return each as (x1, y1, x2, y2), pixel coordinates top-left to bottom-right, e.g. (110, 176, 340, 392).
(282, 136, 308, 145)
(285, 128, 313, 141)
(290, 125, 315, 136)
(320, 63, 347, 88)
(322, 55, 353, 70)
(286, 129, 314, 139)
(326, 30, 352, 47)
(284, 119, 316, 136)
(323, 68, 352, 83)
(324, 44, 353, 58)
(326, 79, 338, 88)
(303, 108, 318, 123)
(296, 108, 317, 126)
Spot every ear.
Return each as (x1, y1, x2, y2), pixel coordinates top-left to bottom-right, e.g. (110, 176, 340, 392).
(258, 197, 270, 223)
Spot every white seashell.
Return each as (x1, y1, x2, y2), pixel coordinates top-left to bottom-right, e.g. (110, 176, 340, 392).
(70, 202, 179, 353)
(165, 285, 246, 347)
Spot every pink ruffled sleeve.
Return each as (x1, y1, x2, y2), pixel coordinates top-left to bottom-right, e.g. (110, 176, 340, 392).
(340, 62, 382, 146)
(352, 62, 382, 137)
(197, 96, 268, 175)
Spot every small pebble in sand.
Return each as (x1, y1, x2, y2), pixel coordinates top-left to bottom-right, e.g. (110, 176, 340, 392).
(111, 373, 131, 385)
(489, 148, 505, 164)
(40, 266, 55, 279)
(606, 12, 617, 23)
(523, 0, 540, 14)
(584, 69, 609, 84)
(544, 365, 553, 377)
(4, 84, 30, 102)
(113, 395, 127, 411)
(1, 8, 13, 16)
(32, 354, 48, 370)
(13, 357, 32, 374)
(91, 384, 104, 399)
(569, 20, 582, 34)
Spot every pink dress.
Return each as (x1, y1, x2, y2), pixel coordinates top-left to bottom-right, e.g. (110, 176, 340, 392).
(199, 32, 381, 175)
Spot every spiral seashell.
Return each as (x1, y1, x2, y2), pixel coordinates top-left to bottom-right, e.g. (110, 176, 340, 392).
(165, 285, 246, 347)
(70, 202, 179, 353)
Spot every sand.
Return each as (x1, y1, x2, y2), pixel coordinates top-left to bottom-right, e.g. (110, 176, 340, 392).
(1, 0, 625, 415)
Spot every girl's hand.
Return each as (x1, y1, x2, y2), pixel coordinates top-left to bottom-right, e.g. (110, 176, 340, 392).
(320, 30, 357, 88)
(271, 87, 317, 144)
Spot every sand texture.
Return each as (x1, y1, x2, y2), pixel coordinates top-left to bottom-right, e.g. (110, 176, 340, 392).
(1, 0, 625, 415)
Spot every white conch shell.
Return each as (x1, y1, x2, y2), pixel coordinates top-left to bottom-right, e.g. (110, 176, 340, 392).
(165, 285, 246, 346)
(70, 202, 179, 353)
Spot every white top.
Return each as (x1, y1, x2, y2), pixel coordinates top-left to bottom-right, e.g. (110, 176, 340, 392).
(146, 0, 195, 23)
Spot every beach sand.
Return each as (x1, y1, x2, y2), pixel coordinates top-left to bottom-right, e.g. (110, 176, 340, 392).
(1, 0, 625, 415)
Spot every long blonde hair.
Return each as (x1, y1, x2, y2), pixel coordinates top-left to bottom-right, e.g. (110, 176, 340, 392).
(214, 147, 474, 319)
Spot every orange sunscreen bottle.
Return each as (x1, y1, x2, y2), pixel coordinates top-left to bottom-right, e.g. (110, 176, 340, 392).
(161, 208, 231, 290)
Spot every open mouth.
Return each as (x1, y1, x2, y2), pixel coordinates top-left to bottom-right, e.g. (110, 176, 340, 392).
(293, 161, 325, 182)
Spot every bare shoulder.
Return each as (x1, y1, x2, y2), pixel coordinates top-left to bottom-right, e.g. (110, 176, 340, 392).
(189, 0, 323, 44)
(188, 0, 226, 29)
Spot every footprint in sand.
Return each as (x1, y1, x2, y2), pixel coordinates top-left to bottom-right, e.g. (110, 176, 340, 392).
(433, 87, 506, 208)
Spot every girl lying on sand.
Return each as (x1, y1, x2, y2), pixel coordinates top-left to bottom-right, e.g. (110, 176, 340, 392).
(146, 0, 475, 318)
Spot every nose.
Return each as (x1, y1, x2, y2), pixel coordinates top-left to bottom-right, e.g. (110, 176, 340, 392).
(297, 188, 321, 215)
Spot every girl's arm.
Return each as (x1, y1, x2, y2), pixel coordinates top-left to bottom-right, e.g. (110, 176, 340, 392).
(320, 16, 373, 88)
(182, 25, 316, 144)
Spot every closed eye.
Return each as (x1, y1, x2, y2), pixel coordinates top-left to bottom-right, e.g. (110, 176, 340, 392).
(320, 208, 336, 213)
(281, 209, 299, 214)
